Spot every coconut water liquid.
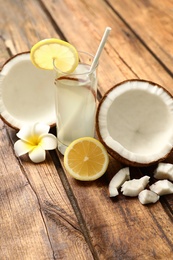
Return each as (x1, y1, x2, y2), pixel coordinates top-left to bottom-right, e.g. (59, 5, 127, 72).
(55, 63, 97, 154)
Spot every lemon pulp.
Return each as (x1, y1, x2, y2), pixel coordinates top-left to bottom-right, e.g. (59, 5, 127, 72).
(64, 137, 109, 181)
(30, 38, 79, 72)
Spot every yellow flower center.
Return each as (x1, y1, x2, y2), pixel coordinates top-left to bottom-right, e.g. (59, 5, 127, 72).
(28, 135, 40, 147)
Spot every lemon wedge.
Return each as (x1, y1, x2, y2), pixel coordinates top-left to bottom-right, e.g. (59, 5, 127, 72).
(64, 137, 109, 181)
(30, 38, 79, 72)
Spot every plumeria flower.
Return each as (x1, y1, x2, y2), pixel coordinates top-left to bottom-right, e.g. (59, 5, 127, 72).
(14, 122, 57, 163)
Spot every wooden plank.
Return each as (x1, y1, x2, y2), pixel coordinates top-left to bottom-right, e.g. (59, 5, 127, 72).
(108, 0, 173, 76)
(37, 0, 173, 258)
(0, 0, 173, 259)
(0, 0, 63, 68)
(0, 1, 95, 258)
(0, 120, 54, 259)
(55, 150, 173, 259)
(41, 0, 173, 94)
(0, 38, 10, 70)
(0, 122, 94, 259)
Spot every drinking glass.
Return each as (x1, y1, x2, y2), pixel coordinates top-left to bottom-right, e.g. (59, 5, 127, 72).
(54, 51, 98, 154)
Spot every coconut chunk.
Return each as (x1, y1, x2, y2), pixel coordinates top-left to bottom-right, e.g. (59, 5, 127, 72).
(138, 189, 160, 205)
(109, 188, 119, 197)
(108, 167, 130, 197)
(121, 176, 150, 197)
(154, 163, 173, 181)
(149, 180, 173, 195)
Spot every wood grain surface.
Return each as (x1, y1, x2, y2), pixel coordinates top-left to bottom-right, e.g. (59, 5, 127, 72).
(0, 0, 173, 259)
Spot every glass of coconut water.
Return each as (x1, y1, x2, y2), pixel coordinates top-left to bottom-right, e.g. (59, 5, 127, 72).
(54, 51, 98, 155)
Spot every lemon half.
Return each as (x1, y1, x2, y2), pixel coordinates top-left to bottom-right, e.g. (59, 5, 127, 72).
(30, 38, 79, 72)
(64, 137, 109, 181)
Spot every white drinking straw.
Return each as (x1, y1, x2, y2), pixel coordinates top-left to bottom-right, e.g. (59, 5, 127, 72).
(90, 27, 111, 71)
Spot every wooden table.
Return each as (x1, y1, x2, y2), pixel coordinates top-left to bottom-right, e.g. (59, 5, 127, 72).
(0, 0, 173, 259)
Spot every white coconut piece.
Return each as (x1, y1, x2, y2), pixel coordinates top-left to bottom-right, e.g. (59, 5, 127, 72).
(96, 80, 173, 167)
(0, 52, 56, 129)
(138, 189, 160, 205)
(154, 163, 173, 181)
(121, 176, 150, 197)
(149, 180, 173, 195)
(108, 167, 130, 197)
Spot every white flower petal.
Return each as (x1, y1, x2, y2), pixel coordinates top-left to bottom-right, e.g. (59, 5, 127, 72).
(14, 140, 33, 156)
(16, 125, 33, 142)
(33, 122, 50, 136)
(29, 146, 46, 163)
(40, 134, 57, 150)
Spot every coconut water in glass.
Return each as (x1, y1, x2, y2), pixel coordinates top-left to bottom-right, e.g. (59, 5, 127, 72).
(54, 51, 98, 155)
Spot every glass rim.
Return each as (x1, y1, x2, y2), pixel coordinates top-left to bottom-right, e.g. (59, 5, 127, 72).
(53, 50, 98, 76)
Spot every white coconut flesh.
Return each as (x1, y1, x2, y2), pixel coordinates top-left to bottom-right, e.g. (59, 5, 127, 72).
(0, 52, 56, 129)
(97, 80, 173, 166)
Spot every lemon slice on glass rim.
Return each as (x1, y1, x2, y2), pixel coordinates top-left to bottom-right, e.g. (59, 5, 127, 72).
(30, 38, 79, 72)
(64, 137, 109, 181)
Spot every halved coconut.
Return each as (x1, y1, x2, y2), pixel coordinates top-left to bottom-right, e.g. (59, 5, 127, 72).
(0, 52, 56, 130)
(96, 79, 173, 167)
